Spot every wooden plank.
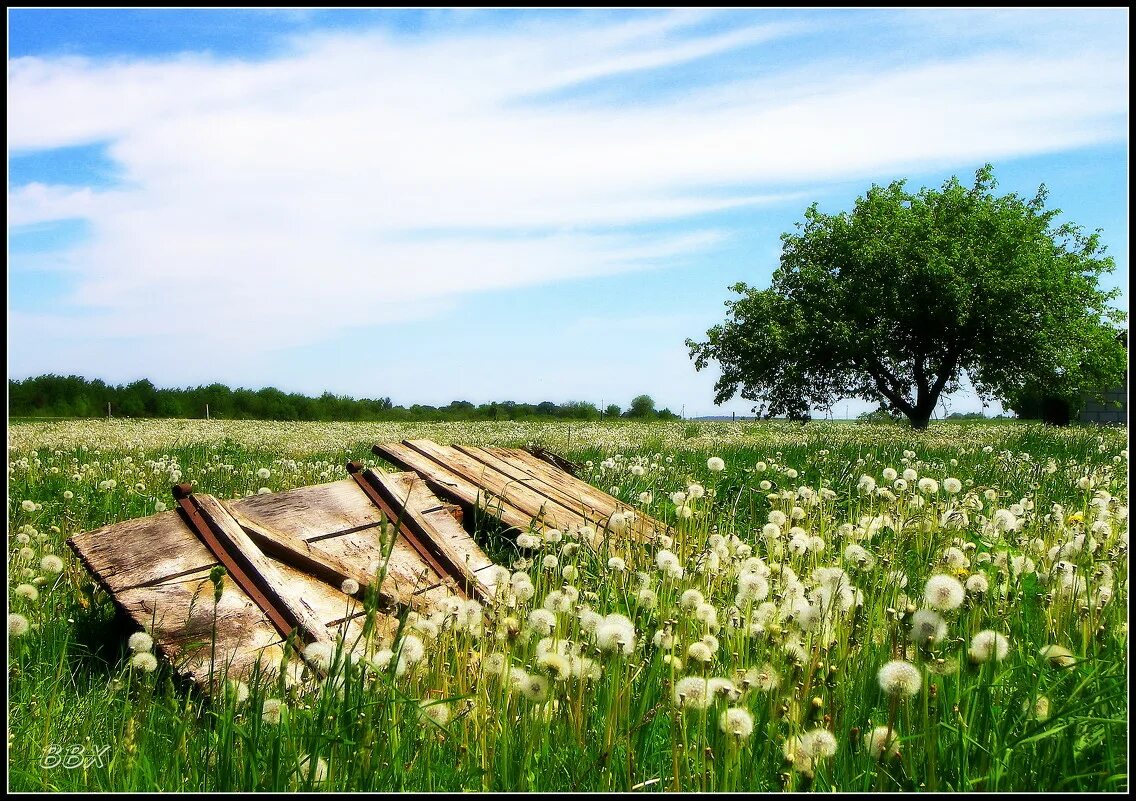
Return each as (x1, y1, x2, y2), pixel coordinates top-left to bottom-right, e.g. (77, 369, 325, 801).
(385, 471, 495, 574)
(228, 479, 385, 542)
(114, 565, 289, 687)
(375, 442, 541, 533)
(223, 502, 400, 606)
(192, 494, 335, 646)
(68, 511, 217, 594)
(367, 468, 495, 602)
(402, 439, 590, 532)
(491, 447, 667, 542)
(454, 444, 617, 531)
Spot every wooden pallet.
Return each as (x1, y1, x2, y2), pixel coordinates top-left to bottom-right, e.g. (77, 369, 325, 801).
(67, 467, 498, 690)
(66, 441, 665, 691)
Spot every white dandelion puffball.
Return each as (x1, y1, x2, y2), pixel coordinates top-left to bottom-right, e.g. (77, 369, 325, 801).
(9, 613, 30, 637)
(40, 554, 64, 574)
(969, 630, 1010, 663)
(964, 574, 989, 595)
(673, 676, 711, 710)
(944, 478, 963, 494)
(719, 707, 754, 738)
(128, 631, 154, 653)
(1039, 644, 1076, 669)
(257, 468, 271, 480)
(924, 574, 966, 612)
(707, 457, 726, 472)
(262, 698, 285, 725)
(918, 477, 939, 494)
(296, 754, 328, 785)
(418, 700, 451, 727)
(130, 651, 159, 673)
(909, 610, 947, 645)
(802, 728, 838, 759)
(878, 660, 922, 697)
(866, 726, 900, 759)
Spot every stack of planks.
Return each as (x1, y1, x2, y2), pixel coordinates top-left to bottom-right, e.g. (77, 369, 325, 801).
(66, 440, 668, 692)
(68, 467, 497, 690)
(375, 439, 666, 543)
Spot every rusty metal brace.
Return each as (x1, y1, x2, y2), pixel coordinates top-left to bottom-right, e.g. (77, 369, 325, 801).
(346, 461, 486, 604)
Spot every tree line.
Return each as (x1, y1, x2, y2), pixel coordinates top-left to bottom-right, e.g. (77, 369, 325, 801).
(8, 375, 680, 422)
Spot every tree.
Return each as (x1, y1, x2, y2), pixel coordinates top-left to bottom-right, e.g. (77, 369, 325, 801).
(604, 403, 621, 419)
(627, 394, 657, 418)
(687, 165, 1127, 428)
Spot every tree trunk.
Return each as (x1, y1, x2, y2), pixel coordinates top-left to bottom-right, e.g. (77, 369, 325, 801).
(909, 413, 932, 429)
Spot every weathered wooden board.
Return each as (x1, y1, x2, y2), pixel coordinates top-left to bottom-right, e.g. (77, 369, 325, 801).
(456, 445, 632, 534)
(368, 468, 497, 601)
(69, 510, 217, 594)
(495, 447, 667, 542)
(375, 442, 542, 532)
(373, 439, 668, 544)
(403, 439, 593, 533)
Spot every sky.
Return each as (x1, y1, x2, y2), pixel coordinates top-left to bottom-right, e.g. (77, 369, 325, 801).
(7, 8, 1129, 418)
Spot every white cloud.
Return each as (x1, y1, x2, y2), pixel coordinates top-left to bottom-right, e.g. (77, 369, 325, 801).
(7, 10, 1128, 367)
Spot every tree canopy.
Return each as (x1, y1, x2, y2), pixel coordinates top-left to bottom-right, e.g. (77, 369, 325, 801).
(687, 165, 1126, 428)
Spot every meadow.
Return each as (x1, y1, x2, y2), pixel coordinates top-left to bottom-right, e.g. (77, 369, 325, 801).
(7, 418, 1129, 792)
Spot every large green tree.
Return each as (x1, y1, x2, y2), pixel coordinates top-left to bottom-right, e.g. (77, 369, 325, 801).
(687, 165, 1126, 428)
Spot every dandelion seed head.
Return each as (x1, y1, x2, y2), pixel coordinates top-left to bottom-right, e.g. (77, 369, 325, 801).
(130, 651, 159, 673)
(802, 728, 838, 759)
(40, 554, 64, 574)
(304, 641, 335, 670)
(9, 613, 30, 637)
(296, 754, 328, 785)
(924, 574, 965, 611)
(418, 700, 451, 727)
(909, 610, 947, 645)
(1027, 695, 1050, 721)
(1039, 644, 1076, 669)
(865, 726, 900, 759)
(128, 631, 154, 652)
(262, 698, 285, 724)
(968, 630, 1010, 663)
(686, 641, 713, 663)
(719, 707, 754, 738)
(877, 660, 922, 697)
(528, 609, 557, 636)
(483, 653, 508, 675)
(537, 651, 572, 681)
(674, 676, 710, 709)
(595, 614, 635, 655)
(516, 671, 550, 702)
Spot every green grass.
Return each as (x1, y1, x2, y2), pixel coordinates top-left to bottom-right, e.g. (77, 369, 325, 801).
(7, 419, 1128, 791)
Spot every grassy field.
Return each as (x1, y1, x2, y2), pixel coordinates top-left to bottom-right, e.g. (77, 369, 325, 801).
(7, 419, 1128, 791)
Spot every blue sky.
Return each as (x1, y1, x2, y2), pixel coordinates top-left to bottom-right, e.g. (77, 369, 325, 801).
(7, 8, 1129, 417)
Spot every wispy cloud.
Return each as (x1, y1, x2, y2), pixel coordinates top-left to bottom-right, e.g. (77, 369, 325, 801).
(7, 9, 1128, 368)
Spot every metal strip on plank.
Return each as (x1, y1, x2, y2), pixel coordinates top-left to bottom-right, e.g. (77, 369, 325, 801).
(172, 483, 329, 646)
(346, 462, 485, 603)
